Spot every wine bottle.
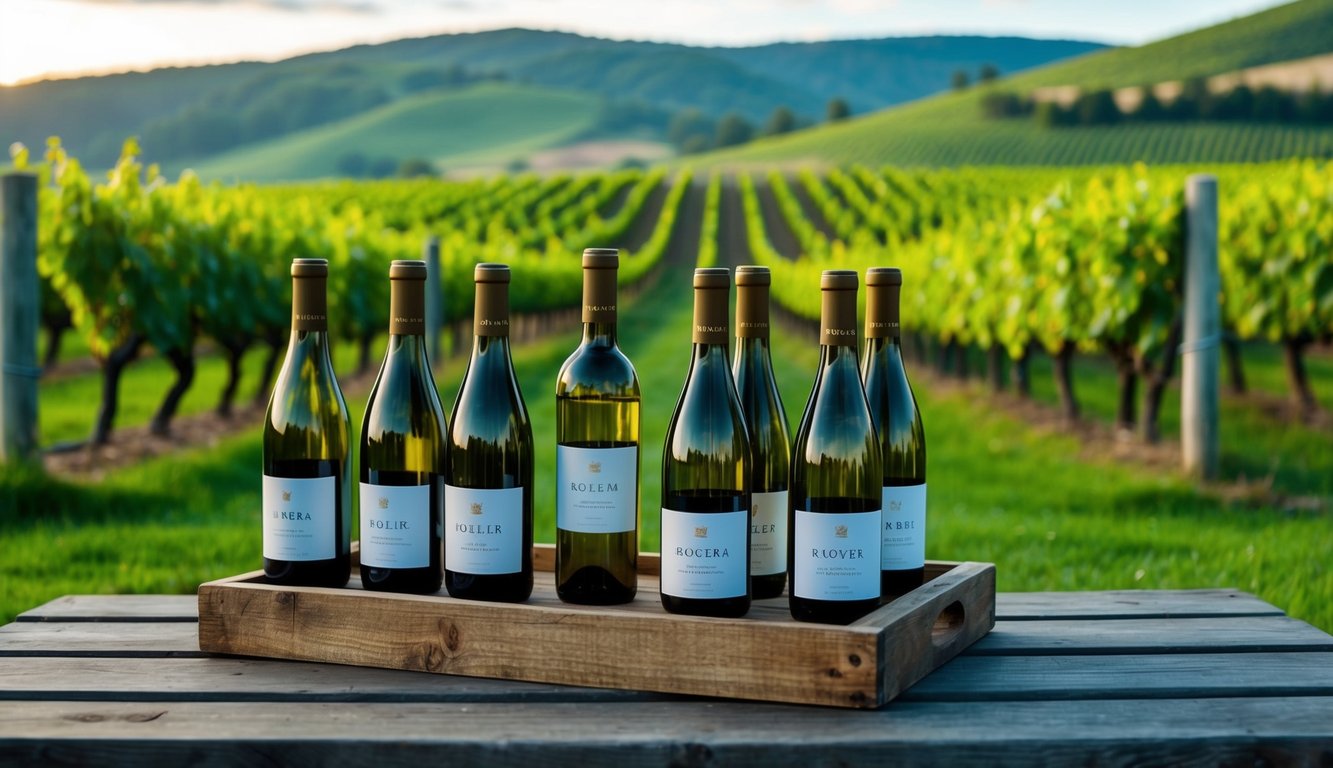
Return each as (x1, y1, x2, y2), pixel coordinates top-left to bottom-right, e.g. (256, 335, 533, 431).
(445, 263, 534, 602)
(732, 265, 790, 600)
(660, 268, 752, 618)
(789, 270, 883, 624)
(862, 267, 927, 598)
(358, 260, 446, 594)
(555, 248, 641, 605)
(262, 258, 352, 587)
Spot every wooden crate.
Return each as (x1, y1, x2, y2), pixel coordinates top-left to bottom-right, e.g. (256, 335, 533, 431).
(198, 544, 994, 709)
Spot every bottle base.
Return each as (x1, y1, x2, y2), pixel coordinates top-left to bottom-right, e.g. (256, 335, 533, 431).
(360, 565, 443, 595)
(557, 566, 636, 605)
(446, 571, 534, 603)
(661, 593, 750, 618)
(751, 573, 786, 600)
(882, 567, 925, 601)
(265, 555, 351, 588)
(788, 595, 880, 625)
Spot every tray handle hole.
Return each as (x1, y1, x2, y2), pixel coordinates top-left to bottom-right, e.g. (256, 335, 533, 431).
(931, 600, 965, 649)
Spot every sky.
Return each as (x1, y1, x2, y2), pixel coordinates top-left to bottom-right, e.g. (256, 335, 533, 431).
(0, 0, 1290, 86)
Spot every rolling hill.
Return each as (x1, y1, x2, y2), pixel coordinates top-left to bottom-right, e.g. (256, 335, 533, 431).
(181, 84, 600, 182)
(698, 0, 1333, 167)
(0, 28, 1101, 175)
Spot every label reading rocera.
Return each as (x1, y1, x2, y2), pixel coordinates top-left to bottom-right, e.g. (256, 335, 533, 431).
(262, 474, 336, 561)
(445, 485, 523, 575)
(793, 509, 880, 601)
(556, 445, 637, 534)
(661, 508, 748, 599)
(359, 483, 430, 569)
(881, 484, 926, 570)
(750, 490, 788, 576)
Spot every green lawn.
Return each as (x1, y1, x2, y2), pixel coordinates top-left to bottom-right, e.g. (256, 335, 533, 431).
(3, 253, 1330, 630)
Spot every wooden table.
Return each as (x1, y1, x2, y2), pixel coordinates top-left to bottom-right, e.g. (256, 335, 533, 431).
(1, 589, 1331, 766)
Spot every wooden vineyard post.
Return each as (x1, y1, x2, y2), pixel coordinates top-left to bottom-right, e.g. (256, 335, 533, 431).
(0, 172, 40, 464)
(423, 235, 443, 365)
(1182, 174, 1219, 481)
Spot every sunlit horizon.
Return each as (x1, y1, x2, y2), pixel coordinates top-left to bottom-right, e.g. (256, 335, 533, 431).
(0, 0, 1289, 87)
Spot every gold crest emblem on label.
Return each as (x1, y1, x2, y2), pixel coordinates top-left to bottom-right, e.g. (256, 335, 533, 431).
(281, 490, 291, 502)
(378, 497, 389, 510)
(889, 500, 902, 512)
(470, 502, 483, 515)
(694, 526, 708, 538)
(835, 525, 849, 538)
(588, 462, 602, 474)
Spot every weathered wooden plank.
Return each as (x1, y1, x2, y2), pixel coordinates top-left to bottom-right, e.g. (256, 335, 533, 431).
(0, 623, 203, 657)
(12, 587, 1289, 624)
(968, 615, 1333, 655)
(11, 603, 1317, 665)
(197, 560, 995, 709)
(0, 658, 672, 703)
(994, 589, 1284, 620)
(0, 698, 1331, 767)
(906, 652, 1333, 701)
(17, 595, 199, 623)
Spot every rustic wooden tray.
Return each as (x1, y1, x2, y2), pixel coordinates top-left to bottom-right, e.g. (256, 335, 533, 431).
(198, 544, 995, 709)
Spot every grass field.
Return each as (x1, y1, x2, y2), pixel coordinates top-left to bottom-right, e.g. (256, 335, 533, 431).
(4, 236, 1330, 630)
(183, 83, 600, 182)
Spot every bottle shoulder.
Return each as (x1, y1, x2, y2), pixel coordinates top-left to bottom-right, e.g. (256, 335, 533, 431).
(557, 342, 641, 397)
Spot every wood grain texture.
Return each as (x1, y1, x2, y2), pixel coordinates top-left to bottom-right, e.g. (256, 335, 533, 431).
(17, 595, 200, 623)
(0, 657, 670, 703)
(905, 652, 1333, 701)
(994, 589, 1284, 620)
(968, 615, 1333, 655)
(17, 587, 1283, 625)
(1, 698, 1331, 767)
(197, 558, 995, 708)
(0, 623, 202, 657)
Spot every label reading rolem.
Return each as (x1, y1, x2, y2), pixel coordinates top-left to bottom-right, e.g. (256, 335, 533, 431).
(262, 474, 336, 561)
(660, 508, 748, 599)
(445, 484, 523, 575)
(556, 445, 637, 534)
(793, 509, 880, 601)
(750, 490, 788, 576)
(881, 483, 926, 570)
(359, 483, 430, 569)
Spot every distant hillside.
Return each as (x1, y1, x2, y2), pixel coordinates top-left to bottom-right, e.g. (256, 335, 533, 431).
(181, 84, 599, 182)
(0, 28, 1101, 175)
(699, 0, 1333, 167)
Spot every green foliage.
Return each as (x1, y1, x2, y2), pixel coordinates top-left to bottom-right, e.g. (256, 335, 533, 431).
(1220, 160, 1333, 343)
(696, 173, 722, 268)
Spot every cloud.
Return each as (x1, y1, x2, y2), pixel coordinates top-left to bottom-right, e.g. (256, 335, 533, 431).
(77, 0, 383, 14)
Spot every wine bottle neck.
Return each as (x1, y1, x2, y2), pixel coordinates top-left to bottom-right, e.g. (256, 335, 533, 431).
(865, 282, 901, 342)
(469, 333, 514, 363)
(582, 322, 618, 346)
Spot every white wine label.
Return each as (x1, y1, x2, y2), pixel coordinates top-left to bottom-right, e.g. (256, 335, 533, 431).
(556, 445, 638, 534)
(359, 483, 431, 569)
(262, 474, 336, 561)
(660, 508, 748, 600)
(882, 484, 926, 570)
(750, 490, 788, 576)
(793, 509, 880, 601)
(445, 485, 523, 575)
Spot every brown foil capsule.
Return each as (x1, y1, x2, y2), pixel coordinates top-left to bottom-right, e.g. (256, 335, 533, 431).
(819, 269, 859, 347)
(865, 267, 902, 340)
(581, 248, 619, 324)
(735, 265, 770, 340)
(692, 267, 730, 346)
(291, 258, 329, 333)
(474, 263, 511, 337)
(389, 259, 427, 337)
